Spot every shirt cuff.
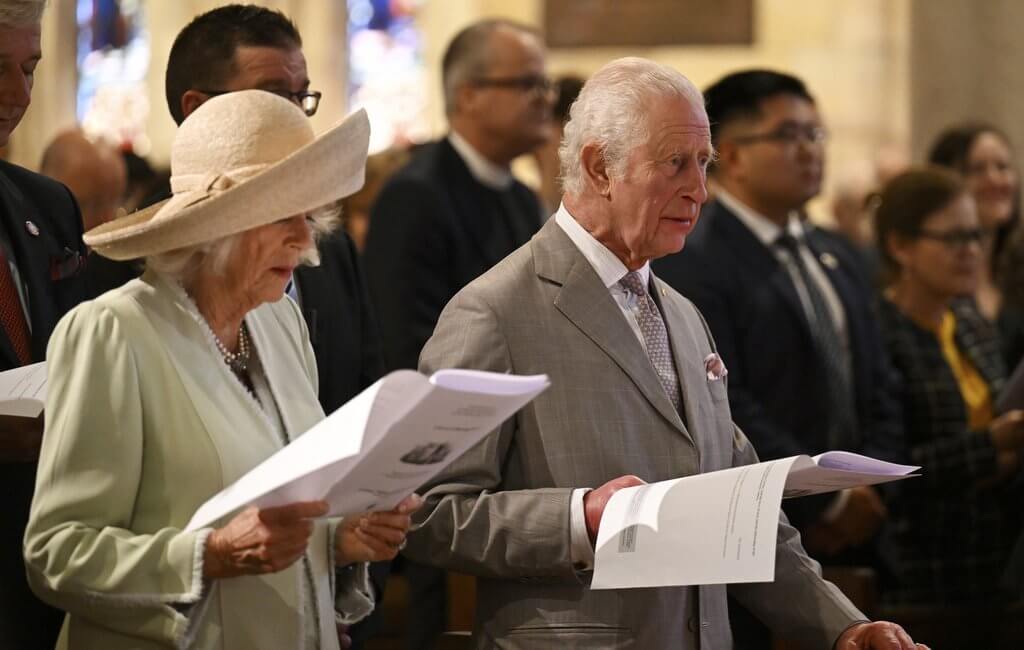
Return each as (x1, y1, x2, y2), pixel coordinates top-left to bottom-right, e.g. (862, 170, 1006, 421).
(820, 488, 851, 524)
(570, 487, 595, 570)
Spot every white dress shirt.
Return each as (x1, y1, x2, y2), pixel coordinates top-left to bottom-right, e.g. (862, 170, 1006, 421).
(554, 203, 658, 568)
(448, 131, 513, 191)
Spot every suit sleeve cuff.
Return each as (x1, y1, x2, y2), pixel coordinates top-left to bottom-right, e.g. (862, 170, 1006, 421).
(570, 488, 595, 570)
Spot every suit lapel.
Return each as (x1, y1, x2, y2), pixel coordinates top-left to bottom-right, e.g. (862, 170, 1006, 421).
(137, 275, 281, 484)
(536, 220, 692, 441)
(245, 302, 326, 441)
(0, 168, 57, 364)
(714, 202, 814, 340)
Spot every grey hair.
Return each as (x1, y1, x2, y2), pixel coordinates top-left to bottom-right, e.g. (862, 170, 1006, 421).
(145, 203, 341, 286)
(0, 0, 47, 26)
(441, 19, 538, 116)
(559, 57, 705, 197)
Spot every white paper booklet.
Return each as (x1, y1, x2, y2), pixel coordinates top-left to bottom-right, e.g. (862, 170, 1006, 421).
(185, 369, 549, 532)
(0, 361, 47, 418)
(591, 451, 918, 590)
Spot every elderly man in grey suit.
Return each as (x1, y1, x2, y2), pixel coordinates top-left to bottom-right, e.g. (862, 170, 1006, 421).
(404, 58, 928, 650)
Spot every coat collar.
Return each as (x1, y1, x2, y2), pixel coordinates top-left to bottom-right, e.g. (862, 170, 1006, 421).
(533, 218, 694, 443)
(134, 272, 323, 485)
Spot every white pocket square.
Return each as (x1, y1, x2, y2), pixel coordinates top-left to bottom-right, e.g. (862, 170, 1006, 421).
(704, 353, 728, 382)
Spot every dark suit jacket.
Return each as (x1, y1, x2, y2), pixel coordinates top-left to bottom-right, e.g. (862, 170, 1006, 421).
(363, 138, 541, 371)
(294, 230, 385, 414)
(0, 160, 90, 649)
(653, 198, 902, 529)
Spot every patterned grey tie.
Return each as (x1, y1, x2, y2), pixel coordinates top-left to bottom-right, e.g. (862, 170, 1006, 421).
(619, 271, 683, 413)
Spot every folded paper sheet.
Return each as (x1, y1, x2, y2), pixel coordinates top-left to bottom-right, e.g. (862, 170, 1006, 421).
(186, 369, 549, 531)
(592, 451, 918, 589)
(0, 361, 47, 418)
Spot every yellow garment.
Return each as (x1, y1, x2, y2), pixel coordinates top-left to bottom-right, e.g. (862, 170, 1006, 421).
(936, 310, 993, 431)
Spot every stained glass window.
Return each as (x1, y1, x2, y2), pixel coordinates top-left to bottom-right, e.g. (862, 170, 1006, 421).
(347, 0, 429, 153)
(76, 0, 150, 154)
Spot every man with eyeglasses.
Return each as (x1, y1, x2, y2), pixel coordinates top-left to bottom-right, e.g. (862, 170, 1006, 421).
(364, 18, 550, 375)
(83, 6, 387, 645)
(362, 18, 551, 648)
(654, 69, 904, 648)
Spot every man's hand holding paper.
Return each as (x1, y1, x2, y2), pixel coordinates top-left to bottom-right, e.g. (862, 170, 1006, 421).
(591, 452, 919, 590)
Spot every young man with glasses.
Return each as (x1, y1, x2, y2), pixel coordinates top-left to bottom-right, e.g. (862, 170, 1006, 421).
(362, 18, 552, 649)
(653, 69, 904, 649)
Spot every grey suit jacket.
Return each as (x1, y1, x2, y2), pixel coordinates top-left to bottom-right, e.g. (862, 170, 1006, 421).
(406, 218, 863, 649)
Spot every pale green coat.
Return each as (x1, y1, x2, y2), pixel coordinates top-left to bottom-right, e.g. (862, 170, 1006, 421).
(24, 272, 372, 649)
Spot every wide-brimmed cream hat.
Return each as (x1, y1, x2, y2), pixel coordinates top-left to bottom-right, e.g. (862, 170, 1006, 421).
(84, 89, 370, 260)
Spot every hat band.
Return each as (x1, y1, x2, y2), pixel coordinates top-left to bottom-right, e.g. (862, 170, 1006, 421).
(168, 164, 268, 210)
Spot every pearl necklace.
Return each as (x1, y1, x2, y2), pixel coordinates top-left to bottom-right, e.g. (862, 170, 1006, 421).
(212, 322, 251, 373)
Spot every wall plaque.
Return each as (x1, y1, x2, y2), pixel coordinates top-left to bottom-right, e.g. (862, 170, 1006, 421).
(545, 0, 754, 47)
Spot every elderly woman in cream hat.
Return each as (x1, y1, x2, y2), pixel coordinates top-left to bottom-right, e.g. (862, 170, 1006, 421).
(23, 90, 417, 650)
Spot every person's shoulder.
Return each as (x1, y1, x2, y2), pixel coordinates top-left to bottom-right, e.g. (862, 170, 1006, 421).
(446, 238, 536, 309)
(49, 279, 144, 346)
(380, 140, 447, 186)
(0, 160, 73, 207)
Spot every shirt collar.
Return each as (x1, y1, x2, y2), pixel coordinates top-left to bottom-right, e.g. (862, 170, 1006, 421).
(448, 131, 514, 191)
(715, 187, 807, 246)
(554, 203, 650, 289)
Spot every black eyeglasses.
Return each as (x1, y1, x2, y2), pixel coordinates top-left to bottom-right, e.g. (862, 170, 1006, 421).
(197, 88, 322, 116)
(916, 227, 984, 248)
(471, 75, 554, 97)
(733, 123, 828, 147)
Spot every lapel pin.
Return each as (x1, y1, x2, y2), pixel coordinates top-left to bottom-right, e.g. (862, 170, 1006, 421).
(819, 252, 838, 270)
(661, 288, 667, 297)
(25, 220, 39, 236)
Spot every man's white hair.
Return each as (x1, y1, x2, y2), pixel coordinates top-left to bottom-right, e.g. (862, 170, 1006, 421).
(559, 57, 705, 197)
(0, 0, 47, 26)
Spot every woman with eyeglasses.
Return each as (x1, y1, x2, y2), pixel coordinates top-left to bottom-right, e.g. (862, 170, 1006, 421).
(874, 167, 1023, 609)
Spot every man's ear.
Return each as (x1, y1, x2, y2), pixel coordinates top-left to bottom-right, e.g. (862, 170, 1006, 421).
(715, 139, 742, 181)
(454, 83, 479, 118)
(180, 90, 209, 123)
(581, 143, 611, 197)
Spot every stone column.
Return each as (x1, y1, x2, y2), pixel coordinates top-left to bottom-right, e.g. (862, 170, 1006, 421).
(910, 0, 1024, 161)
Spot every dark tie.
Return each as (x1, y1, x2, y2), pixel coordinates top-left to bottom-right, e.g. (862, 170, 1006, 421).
(0, 249, 31, 364)
(619, 271, 683, 413)
(775, 233, 857, 449)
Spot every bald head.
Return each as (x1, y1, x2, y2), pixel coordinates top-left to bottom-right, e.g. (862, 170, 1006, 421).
(40, 130, 126, 231)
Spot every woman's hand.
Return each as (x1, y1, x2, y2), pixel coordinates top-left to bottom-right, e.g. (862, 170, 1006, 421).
(203, 500, 328, 579)
(335, 494, 423, 566)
